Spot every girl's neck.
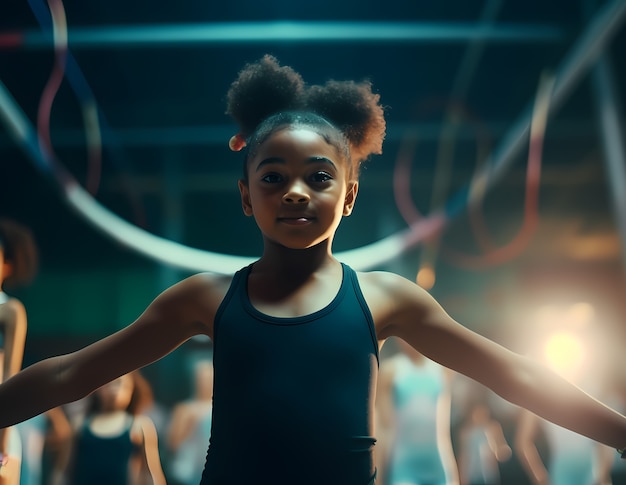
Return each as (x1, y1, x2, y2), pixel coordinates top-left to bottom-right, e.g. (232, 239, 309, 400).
(97, 407, 127, 416)
(257, 240, 336, 277)
(247, 248, 343, 318)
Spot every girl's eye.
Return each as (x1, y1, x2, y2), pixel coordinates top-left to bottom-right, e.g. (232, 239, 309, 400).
(310, 171, 333, 183)
(261, 173, 283, 183)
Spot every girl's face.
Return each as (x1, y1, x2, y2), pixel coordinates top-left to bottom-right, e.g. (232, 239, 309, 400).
(239, 128, 358, 250)
(96, 374, 134, 411)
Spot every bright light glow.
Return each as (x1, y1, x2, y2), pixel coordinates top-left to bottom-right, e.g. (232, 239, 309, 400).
(543, 331, 586, 381)
(416, 264, 436, 290)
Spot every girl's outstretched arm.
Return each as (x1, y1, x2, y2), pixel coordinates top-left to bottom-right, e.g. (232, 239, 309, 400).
(0, 273, 227, 429)
(363, 271, 626, 451)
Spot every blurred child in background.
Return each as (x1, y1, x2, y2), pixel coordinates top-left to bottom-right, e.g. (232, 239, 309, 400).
(64, 371, 166, 485)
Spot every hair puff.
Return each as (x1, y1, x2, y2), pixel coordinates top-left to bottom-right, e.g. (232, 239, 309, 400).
(226, 55, 306, 139)
(0, 218, 38, 289)
(226, 55, 387, 167)
(305, 80, 386, 163)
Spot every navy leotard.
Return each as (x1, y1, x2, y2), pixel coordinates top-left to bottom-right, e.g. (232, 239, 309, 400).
(201, 263, 380, 485)
(70, 416, 139, 485)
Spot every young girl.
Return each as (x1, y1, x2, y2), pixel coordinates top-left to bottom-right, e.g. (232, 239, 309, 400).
(0, 218, 38, 484)
(64, 371, 166, 485)
(456, 389, 511, 485)
(376, 338, 459, 485)
(0, 219, 71, 485)
(514, 348, 614, 485)
(0, 55, 625, 485)
(166, 359, 214, 485)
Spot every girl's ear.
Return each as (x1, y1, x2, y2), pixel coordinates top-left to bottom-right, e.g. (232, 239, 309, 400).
(238, 179, 254, 216)
(343, 181, 359, 216)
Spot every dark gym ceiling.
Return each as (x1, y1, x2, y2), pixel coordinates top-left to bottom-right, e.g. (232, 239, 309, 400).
(1, 0, 625, 283)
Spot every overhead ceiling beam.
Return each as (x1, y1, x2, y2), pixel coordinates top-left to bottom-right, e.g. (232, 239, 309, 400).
(0, 21, 564, 50)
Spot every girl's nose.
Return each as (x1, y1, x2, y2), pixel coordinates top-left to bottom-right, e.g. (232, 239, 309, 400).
(282, 182, 310, 204)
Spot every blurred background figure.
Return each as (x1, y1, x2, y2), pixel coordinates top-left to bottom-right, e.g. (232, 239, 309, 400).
(514, 331, 614, 485)
(514, 304, 617, 485)
(455, 387, 511, 485)
(63, 371, 166, 485)
(515, 407, 613, 485)
(0, 218, 38, 484)
(1, 219, 72, 485)
(596, 366, 626, 485)
(376, 337, 459, 485)
(166, 358, 213, 485)
(17, 407, 71, 485)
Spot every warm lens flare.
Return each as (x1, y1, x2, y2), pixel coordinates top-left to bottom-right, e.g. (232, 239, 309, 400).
(416, 264, 436, 290)
(543, 331, 586, 380)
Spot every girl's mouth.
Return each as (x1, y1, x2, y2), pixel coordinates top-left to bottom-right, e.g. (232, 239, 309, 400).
(278, 217, 314, 225)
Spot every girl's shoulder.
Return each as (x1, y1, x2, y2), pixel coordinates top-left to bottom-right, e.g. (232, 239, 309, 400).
(161, 272, 235, 310)
(352, 269, 438, 340)
(354, 269, 430, 309)
(189, 271, 236, 295)
(135, 272, 237, 342)
(127, 413, 157, 446)
(354, 269, 409, 288)
(0, 295, 26, 325)
(131, 413, 157, 435)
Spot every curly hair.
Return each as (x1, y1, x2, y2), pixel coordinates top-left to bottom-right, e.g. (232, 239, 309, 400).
(0, 218, 38, 289)
(226, 55, 386, 178)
